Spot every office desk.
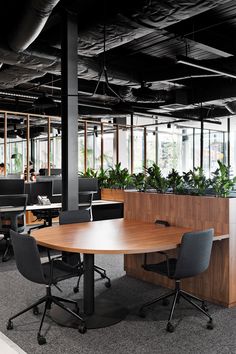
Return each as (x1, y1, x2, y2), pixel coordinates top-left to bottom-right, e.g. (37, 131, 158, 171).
(32, 219, 226, 328)
(25, 199, 122, 226)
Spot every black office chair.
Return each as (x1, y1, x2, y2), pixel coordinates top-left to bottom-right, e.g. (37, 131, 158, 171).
(79, 192, 94, 221)
(7, 230, 86, 345)
(59, 209, 111, 293)
(139, 229, 214, 332)
(0, 194, 28, 261)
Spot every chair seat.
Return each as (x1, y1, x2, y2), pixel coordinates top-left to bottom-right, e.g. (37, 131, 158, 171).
(143, 258, 177, 278)
(42, 260, 83, 283)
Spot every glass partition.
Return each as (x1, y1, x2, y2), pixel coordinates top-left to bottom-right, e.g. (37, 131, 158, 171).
(7, 115, 27, 177)
(50, 120, 62, 171)
(157, 126, 182, 175)
(181, 128, 193, 172)
(133, 128, 144, 173)
(33, 117, 48, 175)
(103, 124, 115, 169)
(210, 131, 225, 173)
(146, 127, 156, 168)
(78, 122, 85, 173)
(118, 126, 131, 170)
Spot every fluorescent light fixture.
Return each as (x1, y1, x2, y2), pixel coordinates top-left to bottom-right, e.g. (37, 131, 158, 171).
(177, 55, 236, 80)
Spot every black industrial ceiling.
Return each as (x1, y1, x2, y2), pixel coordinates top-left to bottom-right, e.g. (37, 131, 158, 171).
(0, 0, 236, 124)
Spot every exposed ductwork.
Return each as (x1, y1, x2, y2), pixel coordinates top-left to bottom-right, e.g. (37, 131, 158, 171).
(8, 0, 60, 52)
(119, 86, 173, 104)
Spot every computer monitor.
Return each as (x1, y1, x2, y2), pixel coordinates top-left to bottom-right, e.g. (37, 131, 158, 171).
(78, 177, 98, 192)
(39, 168, 61, 176)
(29, 181, 53, 205)
(52, 177, 98, 196)
(0, 179, 25, 195)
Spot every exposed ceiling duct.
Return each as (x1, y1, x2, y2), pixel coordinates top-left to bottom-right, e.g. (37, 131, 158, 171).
(8, 0, 60, 52)
(0, 0, 234, 119)
(119, 86, 173, 104)
(225, 101, 236, 114)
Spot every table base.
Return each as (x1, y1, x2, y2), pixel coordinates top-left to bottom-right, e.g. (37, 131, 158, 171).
(50, 299, 128, 329)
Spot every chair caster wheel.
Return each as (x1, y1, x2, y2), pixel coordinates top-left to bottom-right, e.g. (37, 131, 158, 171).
(33, 306, 39, 315)
(166, 322, 175, 333)
(78, 324, 87, 334)
(73, 287, 79, 294)
(105, 281, 111, 288)
(37, 334, 46, 345)
(138, 309, 146, 318)
(7, 320, 13, 330)
(162, 298, 169, 306)
(206, 319, 214, 330)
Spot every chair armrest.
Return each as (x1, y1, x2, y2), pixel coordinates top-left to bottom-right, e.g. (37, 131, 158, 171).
(143, 251, 171, 277)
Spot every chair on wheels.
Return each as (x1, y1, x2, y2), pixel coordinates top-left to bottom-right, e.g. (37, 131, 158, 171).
(7, 230, 86, 345)
(59, 209, 111, 293)
(0, 194, 28, 261)
(139, 228, 214, 332)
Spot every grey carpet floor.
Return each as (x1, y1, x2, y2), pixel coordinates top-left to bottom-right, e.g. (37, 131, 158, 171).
(0, 250, 235, 354)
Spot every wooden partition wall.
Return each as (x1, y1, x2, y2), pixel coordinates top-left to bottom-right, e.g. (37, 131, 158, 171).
(124, 191, 236, 307)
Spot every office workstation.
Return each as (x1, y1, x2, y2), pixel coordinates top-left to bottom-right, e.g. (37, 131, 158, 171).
(1, 0, 236, 353)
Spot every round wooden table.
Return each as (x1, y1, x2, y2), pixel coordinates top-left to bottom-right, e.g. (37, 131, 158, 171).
(32, 218, 189, 329)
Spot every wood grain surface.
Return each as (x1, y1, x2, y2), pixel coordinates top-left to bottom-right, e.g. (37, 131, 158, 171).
(32, 219, 192, 254)
(124, 192, 235, 307)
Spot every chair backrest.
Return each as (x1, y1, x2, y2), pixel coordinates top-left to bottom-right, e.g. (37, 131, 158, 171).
(0, 194, 28, 209)
(174, 228, 213, 279)
(0, 194, 28, 232)
(10, 230, 46, 284)
(59, 209, 90, 225)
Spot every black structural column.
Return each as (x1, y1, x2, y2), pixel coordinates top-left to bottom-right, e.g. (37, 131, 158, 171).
(83, 254, 95, 315)
(61, 11, 78, 211)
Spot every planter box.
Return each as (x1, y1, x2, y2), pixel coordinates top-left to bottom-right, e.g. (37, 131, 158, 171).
(124, 191, 236, 307)
(101, 188, 125, 202)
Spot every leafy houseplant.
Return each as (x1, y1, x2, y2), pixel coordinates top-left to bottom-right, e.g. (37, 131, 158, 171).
(146, 163, 169, 193)
(211, 160, 236, 197)
(107, 163, 132, 189)
(97, 168, 108, 188)
(183, 167, 211, 196)
(79, 167, 97, 178)
(132, 172, 146, 192)
(167, 169, 183, 194)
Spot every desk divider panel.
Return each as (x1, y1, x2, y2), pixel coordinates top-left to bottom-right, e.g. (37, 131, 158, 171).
(124, 191, 235, 307)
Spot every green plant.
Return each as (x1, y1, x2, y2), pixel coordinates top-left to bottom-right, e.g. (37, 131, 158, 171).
(132, 172, 146, 192)
(79, 167, 97, 178)
(211, 160, 236, 197)
(167, 169, 183, 194)
(146, 163, 169, 193)
(97, 168, 108, 188)
(106, 163, 132, 189)
(183, 167, 210, 195)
